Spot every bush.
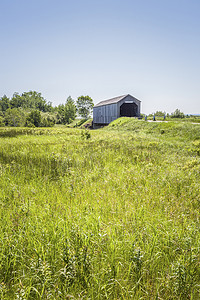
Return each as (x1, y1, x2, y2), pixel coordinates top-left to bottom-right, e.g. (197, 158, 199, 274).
(81, 130, 91, 139)
(171, 109, 185, 119)
(26, 110, 41, 127)
(41, 115, 55, 127)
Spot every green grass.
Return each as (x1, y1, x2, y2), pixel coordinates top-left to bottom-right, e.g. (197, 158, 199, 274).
(0, 120, 199, 299)
(66, 118, 90, 128)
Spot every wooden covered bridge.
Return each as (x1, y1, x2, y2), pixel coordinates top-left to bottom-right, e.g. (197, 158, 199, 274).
(93, 94, 141, 128)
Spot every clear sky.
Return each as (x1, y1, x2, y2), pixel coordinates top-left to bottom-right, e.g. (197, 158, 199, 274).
(0, 0, 200, 114)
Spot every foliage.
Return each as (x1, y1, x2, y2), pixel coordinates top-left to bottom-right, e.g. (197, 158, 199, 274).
(56, 96, 77, 124)
(81, 129, 91, 139)
(73, 118, 88, 127)
(64, 96, 77, 124)
(41, 113, 56, 127)
(0, 122, 199, 298)
(80, 118, 93, 129)
(0, 95, 10, 112)
(77, 95, 94, 118)
(10, 91, 52, 112)
(154, 110, 166, 116)
(171, 108, 185, 118)
(56, 104, 65, 124)
(25, 111, 55, 127)
(0, 116, 5, 127)
(9, 92, 24, 109)
(26, 110, 42, 127)
(4, 108, 25, 127)
(148, 112, 169, 119)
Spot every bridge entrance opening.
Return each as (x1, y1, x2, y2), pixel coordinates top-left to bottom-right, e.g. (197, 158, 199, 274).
(120, 102, 138, 117)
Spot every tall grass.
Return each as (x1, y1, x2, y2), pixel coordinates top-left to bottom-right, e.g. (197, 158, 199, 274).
(0, 121, 199, 299)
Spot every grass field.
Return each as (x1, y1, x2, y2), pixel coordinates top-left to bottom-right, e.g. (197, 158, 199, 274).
(0, 119, 199, 299)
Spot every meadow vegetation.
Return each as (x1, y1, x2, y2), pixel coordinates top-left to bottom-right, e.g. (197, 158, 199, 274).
(0, 92, 94, 127)
(0, 118, 199, 299)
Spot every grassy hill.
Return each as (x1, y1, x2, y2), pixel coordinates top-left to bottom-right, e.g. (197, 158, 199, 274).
(107, 117, 200, 139)
(0, 121, 199, 299)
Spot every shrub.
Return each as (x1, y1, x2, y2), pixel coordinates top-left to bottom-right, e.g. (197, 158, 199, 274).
(26, 110, 41, 127)
(171, 109, 185, 119)
(81, 130, 91, 139)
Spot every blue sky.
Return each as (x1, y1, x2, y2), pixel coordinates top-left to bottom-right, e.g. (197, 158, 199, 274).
(0, 0, 200, 114)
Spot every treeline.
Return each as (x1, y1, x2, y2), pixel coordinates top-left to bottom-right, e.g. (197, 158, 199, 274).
(147, 109, 185, 118)
(0, 91, 94, 127)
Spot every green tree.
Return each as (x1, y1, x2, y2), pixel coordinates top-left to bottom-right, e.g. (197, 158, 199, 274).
(77, 95, 94, 119)
(21, 91, 52, 112)
(0, 116, 5, 127)
(26, 110, 41, 127)
(10, 91, 52, 112)
(56, 104, 65, 124)
(4, 108, 25, 127)
(64, 96, 77, 124)
(0, 95, 10, 112)
(154, 111, 166, 117)
(10, 93, 26, 109)
(171, 109, 185, 119)
(56, 96, 76, 124)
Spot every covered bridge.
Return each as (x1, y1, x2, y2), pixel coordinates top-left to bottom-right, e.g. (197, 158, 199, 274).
(93, 94, 141, 128)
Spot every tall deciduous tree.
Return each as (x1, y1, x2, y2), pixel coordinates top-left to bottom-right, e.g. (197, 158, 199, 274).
(56, 104, 65, 124)
(76, 95, 94, 119)
(64, 96, 77, 124)
(10, 91, 52, 112)
(4, 108, 25, 127)
(56, 96, 76, 124)
(171, 109, 185, 119)
(0, 95, 10, 112)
